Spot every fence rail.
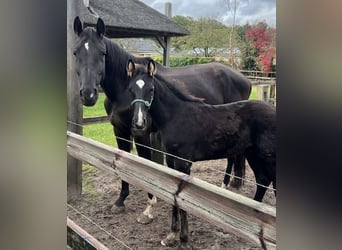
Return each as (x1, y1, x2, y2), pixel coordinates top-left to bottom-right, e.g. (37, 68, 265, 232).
(67, 217, 109, 250)
(67, 131, 276, 249)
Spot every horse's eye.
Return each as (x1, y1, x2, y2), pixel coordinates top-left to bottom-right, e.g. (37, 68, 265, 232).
(73, 51, 77, 56)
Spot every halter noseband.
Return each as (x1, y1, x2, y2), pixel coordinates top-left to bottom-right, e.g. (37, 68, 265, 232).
(130, 98, 152, 108)
(130, 89, 154, 109)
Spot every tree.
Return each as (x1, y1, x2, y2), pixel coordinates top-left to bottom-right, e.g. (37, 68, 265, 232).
(221, 0, 240, 67)
(172, 16, 228, 57)
(245, 22, 276, 74)
(171, 16, 195, 52)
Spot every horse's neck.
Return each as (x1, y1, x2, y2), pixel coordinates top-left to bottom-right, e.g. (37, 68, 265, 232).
(101, 39, 131, 103)
(150, 80, 190, 128)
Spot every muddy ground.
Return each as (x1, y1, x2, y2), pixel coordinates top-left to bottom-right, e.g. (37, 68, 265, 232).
(67, 159, 276, 250)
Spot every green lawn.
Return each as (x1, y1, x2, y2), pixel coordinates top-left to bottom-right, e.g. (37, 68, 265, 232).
(83, 93, 107, 118)
(83, 93, 117, 147)
(249, 86, 258, 100)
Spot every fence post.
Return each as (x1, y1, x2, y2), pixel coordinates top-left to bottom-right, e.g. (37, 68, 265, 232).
(163, 2, 172, 67)
(257, 85, 269, 102)
(269, 84, 276, 105)
(67, 0, 82, 201)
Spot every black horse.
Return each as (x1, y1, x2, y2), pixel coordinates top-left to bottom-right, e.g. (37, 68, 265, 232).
(72, 16, 251, 224)
(127, 59, 276, 249)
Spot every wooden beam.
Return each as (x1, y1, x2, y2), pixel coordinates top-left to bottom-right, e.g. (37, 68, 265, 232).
(251, 80, 276, 86)
(67, 131, 276, 249)
(67, 217, 109, 250)
(83, 116, 109, 125)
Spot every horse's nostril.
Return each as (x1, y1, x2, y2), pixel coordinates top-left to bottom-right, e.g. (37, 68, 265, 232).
(136, 123, 144, 129)
(79, 89, 83, 97)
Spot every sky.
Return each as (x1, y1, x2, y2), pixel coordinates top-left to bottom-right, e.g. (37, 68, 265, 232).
(140, 0, 276, 27)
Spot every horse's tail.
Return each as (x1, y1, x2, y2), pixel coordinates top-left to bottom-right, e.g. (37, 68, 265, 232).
(230, 154, 246, 189)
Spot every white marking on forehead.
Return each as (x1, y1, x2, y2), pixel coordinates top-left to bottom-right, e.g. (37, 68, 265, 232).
(136, 79, 145, 89)
(84, 42, 89, 51)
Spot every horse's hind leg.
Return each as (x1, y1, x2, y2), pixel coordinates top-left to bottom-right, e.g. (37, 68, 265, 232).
(254, 175, 272, 202)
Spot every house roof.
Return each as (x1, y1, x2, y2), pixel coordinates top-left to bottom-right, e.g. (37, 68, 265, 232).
(80, 0, 190, 38)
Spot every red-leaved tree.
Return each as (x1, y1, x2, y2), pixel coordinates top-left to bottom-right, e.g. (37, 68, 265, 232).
(245, 22, 276, 74)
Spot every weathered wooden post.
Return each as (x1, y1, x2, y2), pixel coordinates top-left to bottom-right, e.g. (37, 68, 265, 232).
(258, 85, 269, 102)
(150, 2, 173, 165)
(269, 84, 276, 105)
(67, 0, 83, 201)
(163, 2, 172, 67)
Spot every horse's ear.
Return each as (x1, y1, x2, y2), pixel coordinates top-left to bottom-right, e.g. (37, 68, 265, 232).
(74, 16, 83, 36)
(127, 59, 135, 77)
(96, 18, 105, 38)
(147, 59, 157, 77)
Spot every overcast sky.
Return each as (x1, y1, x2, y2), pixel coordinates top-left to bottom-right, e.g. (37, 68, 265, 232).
(140, 0, 276, 27)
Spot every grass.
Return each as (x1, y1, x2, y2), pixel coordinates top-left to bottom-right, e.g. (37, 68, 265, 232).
(82, 93, 118, 198)
(249, 86, 258, 100)
(83, 93, 117, 147)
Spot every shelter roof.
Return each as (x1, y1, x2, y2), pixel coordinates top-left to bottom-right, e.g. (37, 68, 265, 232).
(80, 0, 190, 38)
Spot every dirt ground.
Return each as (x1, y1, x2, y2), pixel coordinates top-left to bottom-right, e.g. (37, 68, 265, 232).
(67, 159, 276, 250)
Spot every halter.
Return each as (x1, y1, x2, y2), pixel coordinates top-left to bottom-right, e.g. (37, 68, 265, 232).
(130, 89, 154, 109)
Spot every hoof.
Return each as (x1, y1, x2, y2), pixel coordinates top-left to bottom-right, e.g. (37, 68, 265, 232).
(136, 213, 153, 224)
(221, 182, 228, 189)
(230, 179, 242, 189)
(179, 242, 193, 250)
(111, 205, 125, 214)
(161, 232, 178, 247)
(161, 238, 177, 247)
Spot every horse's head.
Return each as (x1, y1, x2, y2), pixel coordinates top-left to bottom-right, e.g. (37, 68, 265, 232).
(127, 59, 156, 135)
(73, 16, 106, 106)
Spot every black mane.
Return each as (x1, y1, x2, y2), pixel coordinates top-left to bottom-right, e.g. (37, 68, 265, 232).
(154, 73, 205, 103)
(104, 37, 151, 80)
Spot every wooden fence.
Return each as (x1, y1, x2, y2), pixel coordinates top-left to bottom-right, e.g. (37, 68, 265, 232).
(67, 217, 109, 250)
(67, 131, 276, 249)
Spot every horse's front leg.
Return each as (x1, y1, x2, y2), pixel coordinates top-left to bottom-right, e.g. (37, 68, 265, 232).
(179, 208, 192, 250)
(134, 134, 157, 224)
(111, 128, 132, 214)
(161, 205, 180, 247)
(230, 154, 246, 189)
(222, 157, 234, 188)
(162, 158, 192, 249)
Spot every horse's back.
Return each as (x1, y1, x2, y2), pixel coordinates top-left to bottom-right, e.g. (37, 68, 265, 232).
(156, 62, 251, 104)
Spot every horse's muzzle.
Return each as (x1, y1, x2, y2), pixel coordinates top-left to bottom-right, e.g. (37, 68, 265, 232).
(80, 88, 98, 106)
(131, 127, 147, 137)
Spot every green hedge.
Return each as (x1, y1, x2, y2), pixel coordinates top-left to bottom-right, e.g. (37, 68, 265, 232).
(152, 55, 216, 67)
